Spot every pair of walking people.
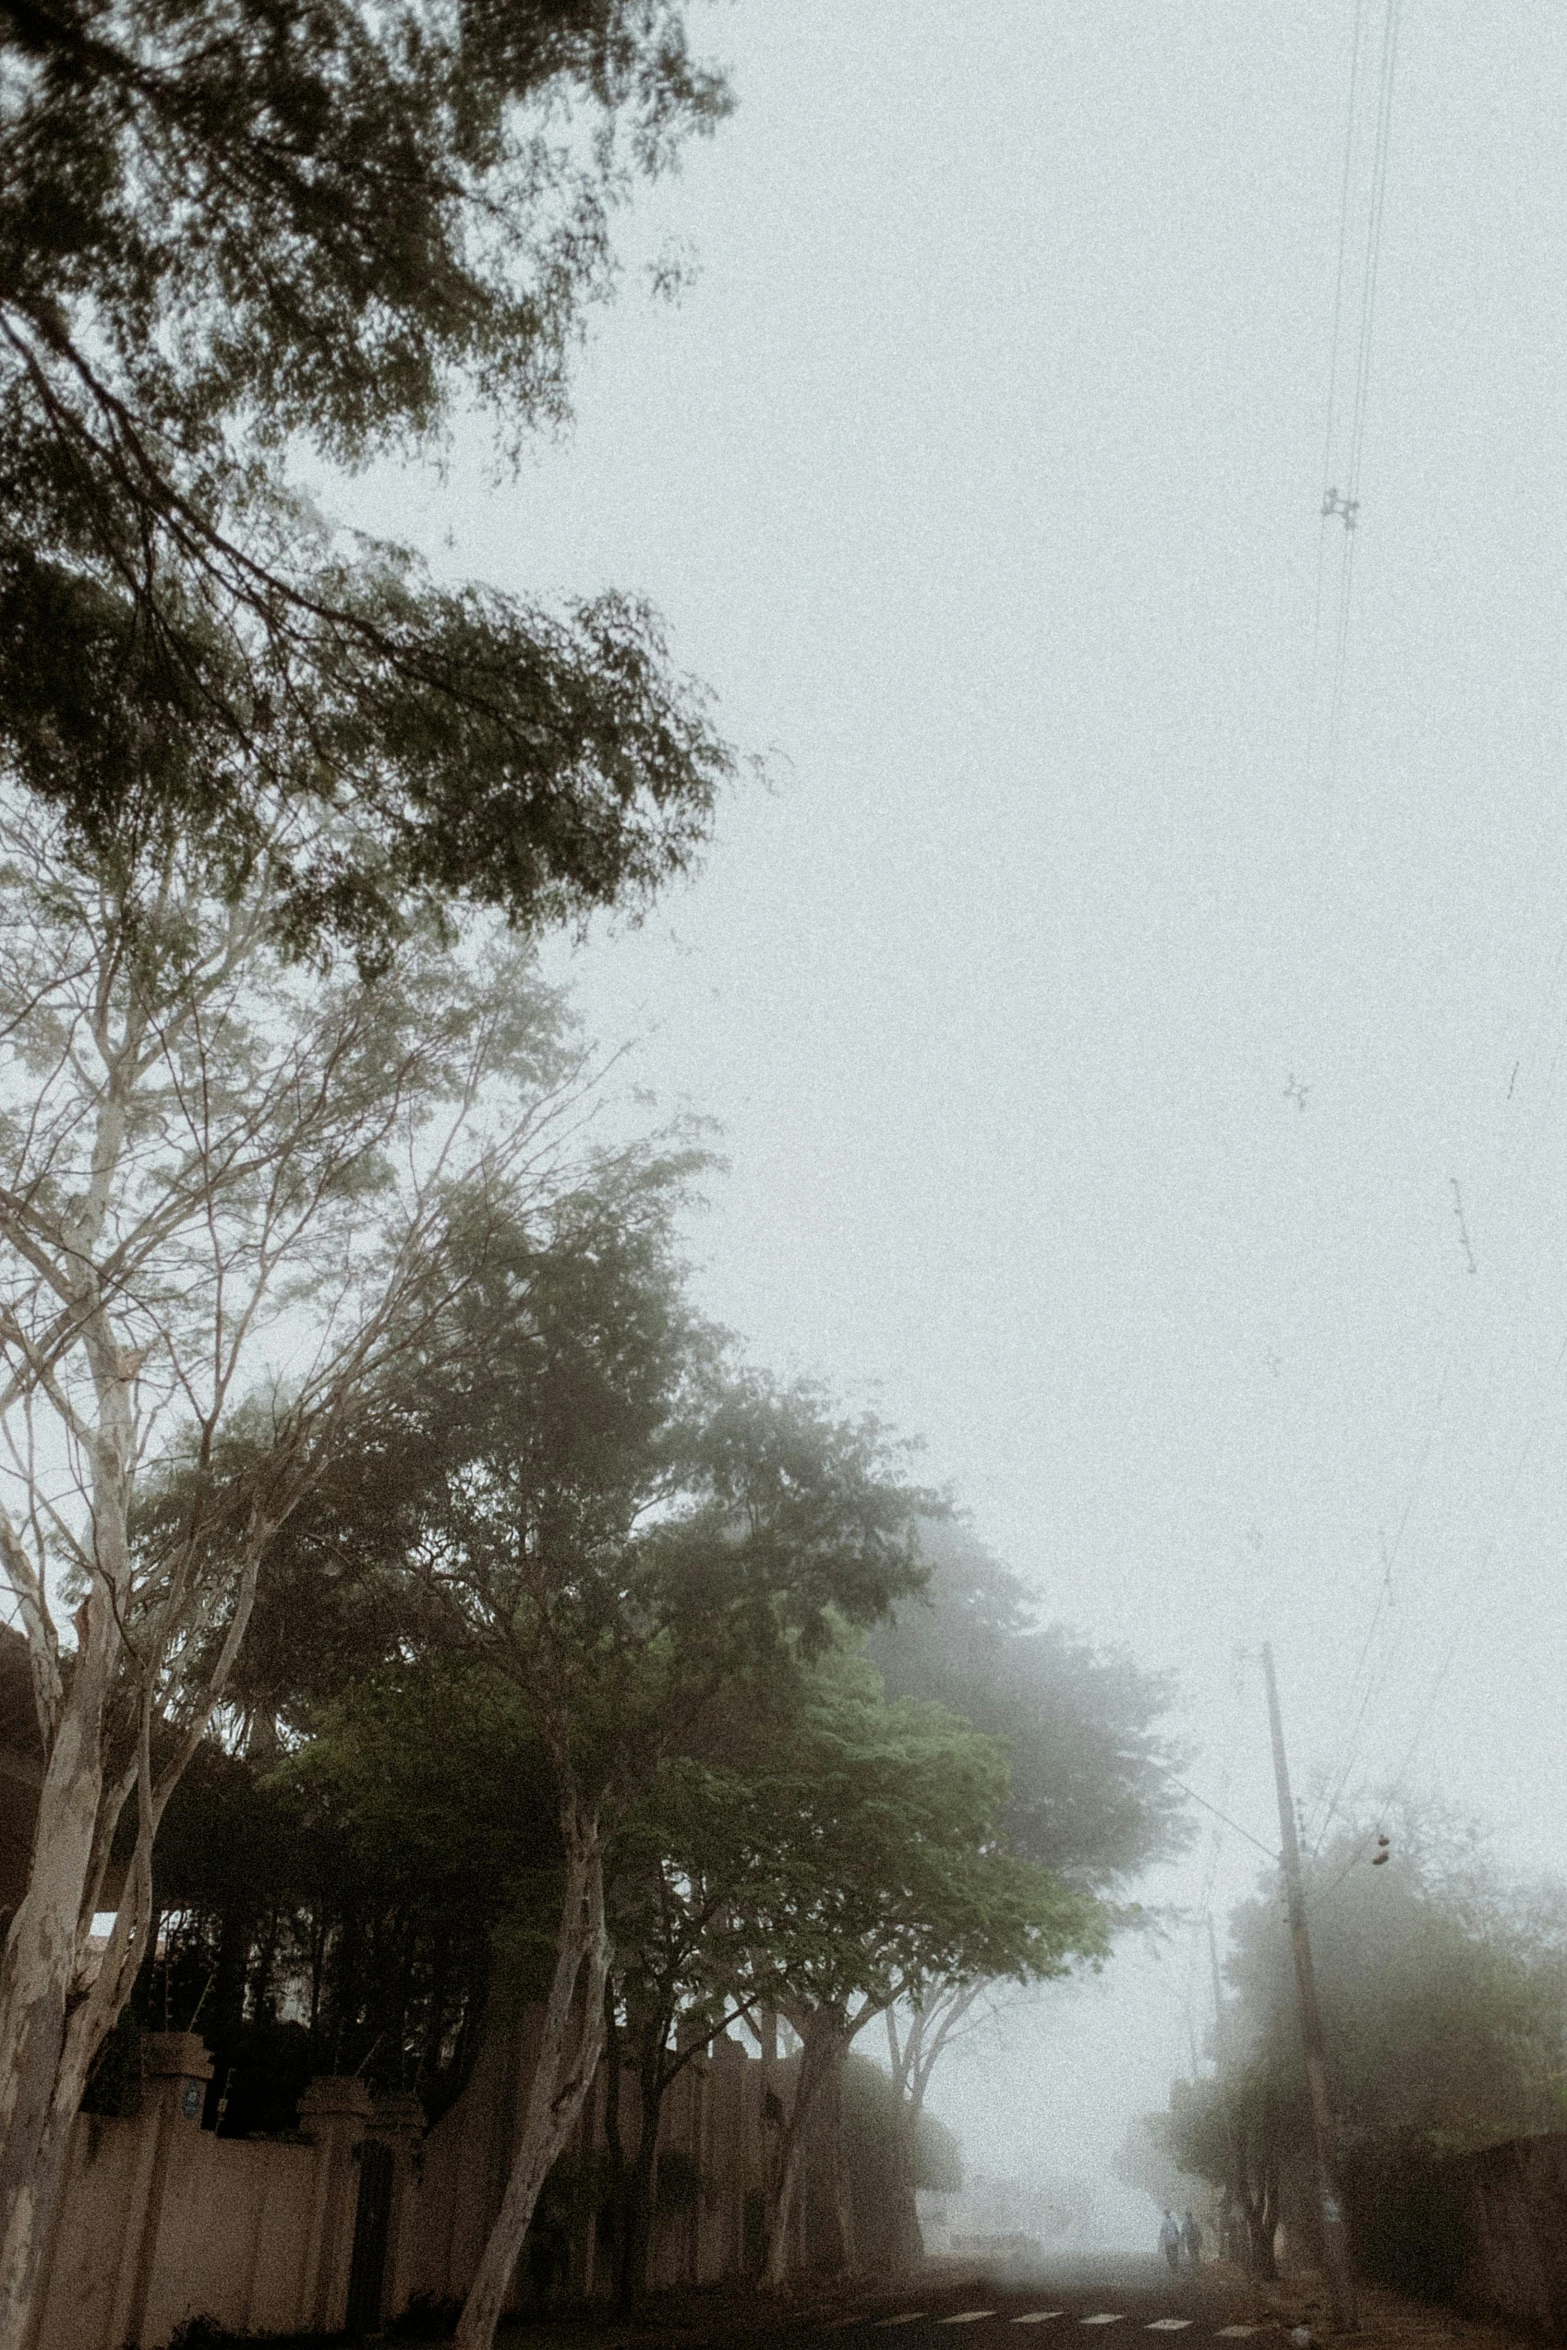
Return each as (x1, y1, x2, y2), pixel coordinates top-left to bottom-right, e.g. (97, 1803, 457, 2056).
(1158, 2208, 1203, 2271)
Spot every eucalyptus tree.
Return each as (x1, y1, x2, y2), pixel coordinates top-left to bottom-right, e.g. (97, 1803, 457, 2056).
(0, 790, 601, 2349)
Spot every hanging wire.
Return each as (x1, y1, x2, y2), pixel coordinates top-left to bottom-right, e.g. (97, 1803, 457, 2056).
(1306, 0, 1368, 781)
(1292, 0, 1567, 1866)
(1315, 0, 1404, 789)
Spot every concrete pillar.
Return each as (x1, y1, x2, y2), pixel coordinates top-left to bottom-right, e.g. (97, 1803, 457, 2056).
(368, 2089, 426, 2328)
(115, 2033, 216, 2350)
(296, 2075, 374, 2335)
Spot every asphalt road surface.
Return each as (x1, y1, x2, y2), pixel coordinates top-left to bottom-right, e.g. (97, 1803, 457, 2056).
(702, 2257, 1286, 2350)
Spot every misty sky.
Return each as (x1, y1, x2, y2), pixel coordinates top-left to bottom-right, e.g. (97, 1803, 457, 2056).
(333, 1, 1567, 2238)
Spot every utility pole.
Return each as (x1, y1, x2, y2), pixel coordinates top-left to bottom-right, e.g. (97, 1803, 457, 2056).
(1206, 1915, 1226, 2051)
(1262, 1642, 1357, 2331)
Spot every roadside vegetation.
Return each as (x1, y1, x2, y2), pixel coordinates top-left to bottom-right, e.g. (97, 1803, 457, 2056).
(1132, 1803, 1567, 2284)
(0, 4, 1193, 2345)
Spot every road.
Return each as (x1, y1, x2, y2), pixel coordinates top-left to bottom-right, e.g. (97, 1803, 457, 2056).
(693, 2256, 1295, 2350)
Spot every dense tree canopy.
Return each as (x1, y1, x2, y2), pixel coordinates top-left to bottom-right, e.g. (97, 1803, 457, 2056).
(0, 0, 734, 951)
(865, 1520, 1188, 1887)
(228, 1159, 938, 2348)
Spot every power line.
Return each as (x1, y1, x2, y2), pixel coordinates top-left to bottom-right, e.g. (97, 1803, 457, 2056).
(1345, 0, 1405, 505)
(1315, 0, 1404, 788)
(1169, 1776, 1277, 1861)
(1306, 0, 1369, 781)
(1309, 1350, 1454, 1849)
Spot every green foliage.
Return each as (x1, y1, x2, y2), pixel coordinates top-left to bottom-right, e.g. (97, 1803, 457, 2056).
(1111, 2106, 1209, 2216)
(1221, 1807, 1567, 2160)
(725, 1653, 1110, 2023)
(128, 1678, 552, 2120)
(1152, 1800, 1567, 2272)
(214, 1132, 718, 1732)
(1, 0, 725, 460)
(320, 1188, 939, 1807)
(865, 1520, 1188, 1886)
(0, 0, 734, 950)
(129, 1146, 955, 2167)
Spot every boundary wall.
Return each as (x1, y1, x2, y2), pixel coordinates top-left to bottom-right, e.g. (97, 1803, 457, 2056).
(1344, 2132, 1567, 2340)
(36, 2015, 823, 2348)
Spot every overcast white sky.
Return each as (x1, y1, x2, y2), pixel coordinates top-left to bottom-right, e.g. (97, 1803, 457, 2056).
(337, 0, 1567, 2241)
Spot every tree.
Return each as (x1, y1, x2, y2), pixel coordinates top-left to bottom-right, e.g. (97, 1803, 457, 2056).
(0, 0, 735, 952)
(866, 1521, 1187, 1882)
(445, 1386, 932, 2347)
(597, 1752, 778, 2311)
(264, 1180, 937, 2350)
(91, 1660, 551, 2135)
(592, 1671, 996, 2308)
(863, 1523, 1188, 2259)
(1113, 2104, 1218, 2242)
(0, 791, 600, 2348)
(718, 1657, 1108, 2284)
(1153, 1801, 1567, 2279)
(1133, 2068, 1285, 2278)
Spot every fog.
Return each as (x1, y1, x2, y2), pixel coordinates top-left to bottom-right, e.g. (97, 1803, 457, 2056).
(330, 0, 1567, 2250)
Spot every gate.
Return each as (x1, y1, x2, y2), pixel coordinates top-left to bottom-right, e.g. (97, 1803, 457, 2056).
(346, 2137, 395, 2335)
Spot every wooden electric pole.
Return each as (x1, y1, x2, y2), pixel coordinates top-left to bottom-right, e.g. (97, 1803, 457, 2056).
(1262, 1641, 1357, 2331)
(1206, 1915, 1226, 2049)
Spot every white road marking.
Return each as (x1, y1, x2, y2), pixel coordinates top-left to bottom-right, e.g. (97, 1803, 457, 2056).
(942, 2316, 997, 2327)
(1080, 2319, 1124, 2328)
(1012, 2319, 1065, 2328)
(1147, 2323, 1193, 2332)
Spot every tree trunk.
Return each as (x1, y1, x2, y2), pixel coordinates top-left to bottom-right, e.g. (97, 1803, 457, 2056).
(617, 2048, 663, 2312)
(1258, 2159, 1280, 2280)
(0, 1479, 268, 2350)
(1238, 2144, 1279, 2282)
(453, 1801, 610, 2350)
(818, 2036, 856, 2278)
(887, 2094, 925, 2272)
(761, 2013, 841, 2288)
(0, 1623, 116, 2350)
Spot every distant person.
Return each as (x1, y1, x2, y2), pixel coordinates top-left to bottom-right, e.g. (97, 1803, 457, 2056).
(1159, 2210, 1181, 2273)
(1182, 2210, 1203, 2266)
